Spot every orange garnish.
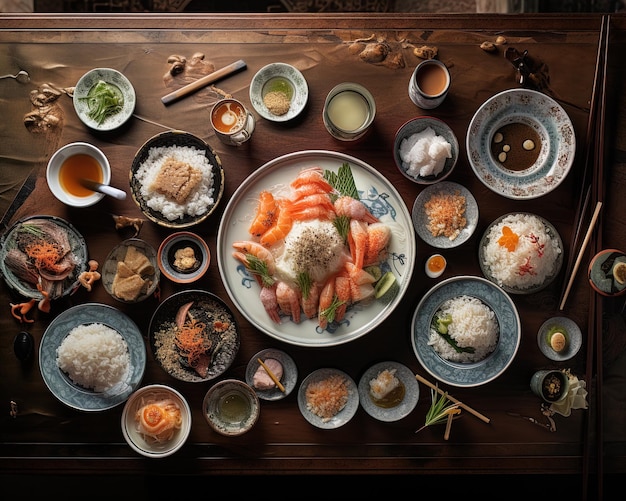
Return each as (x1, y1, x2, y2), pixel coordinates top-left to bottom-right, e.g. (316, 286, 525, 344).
(174, 318, 210, 368)
(24, 241, 64, 271)
(497, 226, 519, 252)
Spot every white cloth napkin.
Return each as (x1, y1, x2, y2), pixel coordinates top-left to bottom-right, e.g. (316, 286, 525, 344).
(549, 372, 588, 417)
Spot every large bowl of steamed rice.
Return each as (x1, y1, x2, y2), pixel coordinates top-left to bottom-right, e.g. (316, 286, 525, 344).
(39, 302, 146, 411)
(130, 130, 224, 229)
(411, 276, 521, 387)
(393, 116, 459, 185)
(479, 212, 563, 294)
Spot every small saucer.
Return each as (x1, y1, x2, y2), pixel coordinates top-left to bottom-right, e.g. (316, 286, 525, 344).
(158, 231, 210, 283)
(358, 361, 419, 422)
(245, 348, 298, 401)
(537, 316, 582, 361)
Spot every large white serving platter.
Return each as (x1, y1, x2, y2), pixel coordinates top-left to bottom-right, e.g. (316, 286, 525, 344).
(217, 150, 416, 347)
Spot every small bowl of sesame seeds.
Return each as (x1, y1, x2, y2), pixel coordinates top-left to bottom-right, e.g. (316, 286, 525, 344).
(249, 62, 309, 122)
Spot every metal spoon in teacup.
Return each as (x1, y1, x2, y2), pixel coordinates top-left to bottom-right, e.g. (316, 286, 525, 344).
(79, 178, 127, 200)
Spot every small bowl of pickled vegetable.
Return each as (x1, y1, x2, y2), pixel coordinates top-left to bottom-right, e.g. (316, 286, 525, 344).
(73, 68, 136, 131)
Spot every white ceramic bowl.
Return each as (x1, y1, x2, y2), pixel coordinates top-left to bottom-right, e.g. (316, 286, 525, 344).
(394, 116, 458, 185)
(203, 379, 260, 436)
(249, 62, 309, 122)
(121, 384, 192, 458)
(73, 68, 136, 131)
(46, 142, 111, 207)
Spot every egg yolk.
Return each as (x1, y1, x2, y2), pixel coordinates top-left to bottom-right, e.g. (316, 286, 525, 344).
(427, 255, 446, 273)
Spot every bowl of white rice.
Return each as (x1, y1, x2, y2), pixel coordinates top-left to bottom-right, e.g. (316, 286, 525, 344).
(130, 130, 224, 229)
(411, 276, 521, 387)
(39, 303, 146, 411)
(479, 212, 563, 294)
(393, 116, 459, 185)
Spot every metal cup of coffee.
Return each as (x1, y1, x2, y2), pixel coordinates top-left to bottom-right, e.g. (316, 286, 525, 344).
(210, 98, 255, 146)
(408, 59, 450, 109)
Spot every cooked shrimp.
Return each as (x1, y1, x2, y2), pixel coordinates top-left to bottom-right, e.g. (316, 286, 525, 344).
(364, 222, 392, 266)
(290, 166, 332, 191)
(290, 206, 336, 222)
(249, 190, 279, 237)
(276, 281, 301, 323)
(232, 240, 276, 279)
(345, 261, 376, 302)
(317, 277, 335, 329)
(260, 284, 281, 323)
(288, 193, 335, 213)
(348, 218, 369, 269)
(334, 196, 378, 223)
(301, 281, 321, 319)
(334, 273, 352, 322)
(290, 182, 333, 202)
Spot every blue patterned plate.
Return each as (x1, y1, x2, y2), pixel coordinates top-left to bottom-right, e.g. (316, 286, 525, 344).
(466, 88, 575, 200)
(39, 303, 146, 411)
(411, 276, 521, 387)
(217, 150, 416, 347)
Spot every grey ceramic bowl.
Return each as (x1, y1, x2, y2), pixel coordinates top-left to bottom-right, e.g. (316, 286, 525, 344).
(394, 116, 459, 185)
(203, 379, 260, 436)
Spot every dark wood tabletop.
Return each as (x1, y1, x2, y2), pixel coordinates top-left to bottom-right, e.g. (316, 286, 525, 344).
(1, 12, 625, 498)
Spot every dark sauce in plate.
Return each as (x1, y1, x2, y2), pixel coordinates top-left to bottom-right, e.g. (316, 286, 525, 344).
(491, 122, 541, 171)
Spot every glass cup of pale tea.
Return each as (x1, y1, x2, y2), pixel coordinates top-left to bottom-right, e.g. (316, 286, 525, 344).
(46, 142, 111, 207)
(322, 82, 376, 141)
(408, 59, 451, 109)
(210, 98, 255, 146)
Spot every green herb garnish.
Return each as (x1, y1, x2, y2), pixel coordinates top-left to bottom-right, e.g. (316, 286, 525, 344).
(332, 214, 350, 242)
(431, 313, 475, 354)
(243, 253, 275, 288)
(416, 387, 461, 434)
(324, 162, 359, 200)
(319, 294, 345, 324)
(81, 80, 124, 125)
(296, 272, 312, 300)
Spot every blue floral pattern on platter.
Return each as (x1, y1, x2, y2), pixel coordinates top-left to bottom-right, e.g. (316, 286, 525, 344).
(466, 88, 575, 200)
(217, 150, 416, 348)
(39, 303, 146, 411)
(411, 276, 521, 387)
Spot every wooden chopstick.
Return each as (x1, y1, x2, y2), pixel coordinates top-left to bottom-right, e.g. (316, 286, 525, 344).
(257, 358, 286, 393)
(415, 374, 490, 424)
(161, 59, 247, 105)
(558, 201, 602, 311)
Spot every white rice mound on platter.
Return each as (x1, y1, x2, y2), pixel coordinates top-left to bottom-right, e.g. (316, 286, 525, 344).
(399, 126, 452, 178)
(134, 145, 215, 221)
(428, 295, 499, 363)
(482, 213, 561, 290)
(56, 323, 130, 392)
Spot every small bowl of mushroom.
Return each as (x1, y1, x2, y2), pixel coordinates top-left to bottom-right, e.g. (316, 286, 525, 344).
(158, 231, 210, 284)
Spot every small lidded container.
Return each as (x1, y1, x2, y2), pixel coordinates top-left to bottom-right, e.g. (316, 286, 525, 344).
(425, 254, 446, 278)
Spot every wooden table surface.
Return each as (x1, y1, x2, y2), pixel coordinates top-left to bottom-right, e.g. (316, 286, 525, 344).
(1, 12, 625, 496)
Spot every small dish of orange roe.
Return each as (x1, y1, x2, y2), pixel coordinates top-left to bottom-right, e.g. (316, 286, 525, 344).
(425, 254, 447, 278)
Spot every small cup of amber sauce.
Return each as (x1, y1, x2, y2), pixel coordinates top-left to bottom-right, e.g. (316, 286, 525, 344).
(46, 142, 111, 207)
(408, 59, 451, 109)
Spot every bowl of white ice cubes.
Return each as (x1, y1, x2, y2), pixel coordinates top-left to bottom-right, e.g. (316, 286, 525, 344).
(393, 116, 459, 185)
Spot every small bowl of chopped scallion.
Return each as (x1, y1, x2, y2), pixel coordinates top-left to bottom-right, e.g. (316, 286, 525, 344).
(73, 68, 136, 131)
